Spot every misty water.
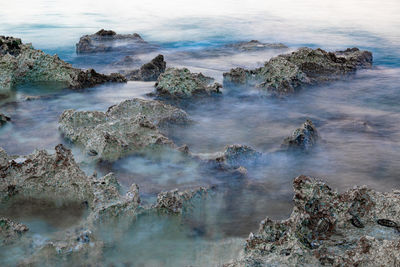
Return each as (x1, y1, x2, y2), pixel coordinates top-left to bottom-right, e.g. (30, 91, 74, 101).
(1, 0, 400, 265)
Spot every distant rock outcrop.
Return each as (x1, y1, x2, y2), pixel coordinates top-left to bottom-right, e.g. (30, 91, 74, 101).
(223, 47, 372, 95)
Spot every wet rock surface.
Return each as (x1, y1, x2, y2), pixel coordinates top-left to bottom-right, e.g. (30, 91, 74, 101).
(282, 120, 319, 151)
(76, 29, 156, 54)
(227, 175, 400, 266)
(155, 187, 209, 214)
(59, 98, 190, 161)
(0, 217, 29, 245)
(223, 47, 373, 95)
(155, 67, 222, 98)
(216, 144, 262, 169)
(226, 40, 288, 51)
(122, 54, 166, 81)
(0, 113, 10, 126)
(0, 36, 126, 93)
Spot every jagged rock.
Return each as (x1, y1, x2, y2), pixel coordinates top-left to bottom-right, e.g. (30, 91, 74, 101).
(0, 113, 10, 126)
(76, 29, 155, 54)
(155, 68, 222, 98)
(122, 54, 166, 81)
(227, 175, 400, 266)
(282, 120, 319, 151)
(0, 217, 28, 245)
(223, 47, 372, 95)
(216, 144, 262, 168)
(59, 98, 190, 161)
(155, 187, 208, 214)
(226, 40, 288, 51)
(0, 36, 126, 93)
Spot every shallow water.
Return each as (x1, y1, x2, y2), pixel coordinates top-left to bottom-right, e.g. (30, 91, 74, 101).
(1, 0, 400, 265)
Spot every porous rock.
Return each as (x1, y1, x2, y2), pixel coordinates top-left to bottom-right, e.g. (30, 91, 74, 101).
(0, 217, 29, 246)
(223, 47, 372, 95)
(155, 68, 222, 98)
(59, 98, 190, 161)
(226, 175, 400, 266)
(122, 54, 166, 81)
(282, 120, 319, 151)
(0, 36, 126, 93)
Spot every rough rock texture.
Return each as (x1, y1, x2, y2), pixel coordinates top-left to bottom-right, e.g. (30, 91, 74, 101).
(0, 144, 140, 218)
(223, 47, 373, 95)
(226, 40, 288, 51)
(76, 29, 154, 54)
(59, 98, 190, 161)
(282, 120, 319, 151)
(0, 36, 126, 92)
(155, 187, 209, 214)
(216, 144, 262, 169)
(0, 113, 10, 126)
(111, 55, 142, 67)
(0, 217, 29, 245)
(227, 175, 400, 266)
(122, 54, 166, 81)
(155, 68, 222, 98)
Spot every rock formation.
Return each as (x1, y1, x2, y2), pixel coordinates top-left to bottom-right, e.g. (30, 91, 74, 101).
(155, 68, 222, 98)
(226, 175, 400, 266)
(0, 113, 10, 126)
(282, 120, 319, 151)
(122, 54, 166, 81)
(59, 98, 190, 161)
(0, 36, 126, 93)
(223, 47, 372, 95)
(76, 29, 156, 54)
(226, 40, 288, 51)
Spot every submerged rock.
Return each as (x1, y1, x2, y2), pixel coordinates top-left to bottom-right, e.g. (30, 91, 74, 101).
(223, 47, 372, 95)
(227, 175, 400, 266)
(111, 55, 142, 67)
(155, 187, 209, 214)
(76, 29, 155, 54)
(122, 54, 166, 81)
(59, 98, 190, 161)
(0, 113, 10, 126)
(155, 68, 222, 98)
(216, 144, 262, 169)
(0, 217, 29, 245)
(282, 120, 319, 151)
(226, 40, 288, 51)
(0, 36, 126, 93)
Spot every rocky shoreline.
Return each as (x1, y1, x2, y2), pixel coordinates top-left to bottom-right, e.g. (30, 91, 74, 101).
(1, 30, 393, 266)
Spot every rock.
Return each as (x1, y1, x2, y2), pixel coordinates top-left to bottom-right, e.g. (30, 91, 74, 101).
(0, 217, 28, 245)
(228, 175, 400, 266)
(59, 98, 190, 161)
(122, 54, 166, 81)
(0, 113, 10, 126)
(226, 40, 288, 51)
(282, 120, 319, 151)
(155, 68, 222, 98)
(111, 55, 142, 67)
(216, 144, 262, 168)
(0, 36, 126, 93)
(155, 187, 209, 214)
(223, 47, 373, 95)
(76, 29, 155, 54)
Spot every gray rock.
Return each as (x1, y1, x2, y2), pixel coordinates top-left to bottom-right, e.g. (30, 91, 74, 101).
(227, 175, 400, 266)
(0, 217, 29, 246)
(122, 54, 166, 81)
(226, 40, 288, 51)
(0, 113, 10, 126)
(155, 68, 222, 98)
(76, 29, 155, 54)
(223, 47, 372, 95)
(282, 120, 319, 151)
(155, 187, 209, 214)
(111, 55, 142, 67)
(0, 36, 126, 93)
(216, 144, 262, 169)
(59, 98, 190, 161)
